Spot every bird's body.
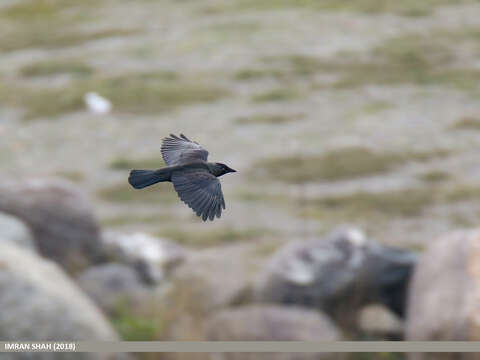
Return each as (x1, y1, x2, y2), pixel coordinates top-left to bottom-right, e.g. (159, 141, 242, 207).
(128, 134, 236, 221)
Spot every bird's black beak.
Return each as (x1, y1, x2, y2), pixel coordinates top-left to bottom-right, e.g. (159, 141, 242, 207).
(228, 167, 236, 173)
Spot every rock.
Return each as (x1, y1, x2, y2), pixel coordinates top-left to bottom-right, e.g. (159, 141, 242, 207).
(160, 242, 266, 341)
(0, 178, 103, 272)
(0, 212, 36, 252)
(358, 304, 404, 339)
(206, 304, 340, 340)
(76, 263, 154, 315)
(101, 231, 186, 284)
(406, 229, 480, 354)
(254, 227, 417, 330)
(206, 304, 343, 360)
(0, 243, 122, 354)
(172, 242, 263, 308)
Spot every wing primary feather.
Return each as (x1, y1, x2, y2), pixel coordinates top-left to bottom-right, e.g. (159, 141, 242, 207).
(195, 193, 210, 216)
(211, 204, 218, 221)
(171, 169, 226, 221)
(202, 194, 215, 221)
(188, 189, 205, 205)
(212, 202, 219, 219)
(208, 197, 218, 221)
(201, 202, 210, 221)
(211, 197, 220, 220)
(187, 190, 205, 211)
(191, 192, 208, 212)
(207, 199, 215, 221)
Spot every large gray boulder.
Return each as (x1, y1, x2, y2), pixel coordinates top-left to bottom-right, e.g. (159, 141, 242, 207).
(406, 229, 480, 359)
(254, 227, 417, 329)
(0, 243, 123, 360)
(101, 231, 186, 285)
(76, 263, 152, 315)
(206, 304, 343, 360)
(0, 178, 104, 272)
(0, 212, 36, 252)
(159, 242, 266, 341)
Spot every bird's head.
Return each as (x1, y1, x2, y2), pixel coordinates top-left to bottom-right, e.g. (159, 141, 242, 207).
(211, 162, 236, 177)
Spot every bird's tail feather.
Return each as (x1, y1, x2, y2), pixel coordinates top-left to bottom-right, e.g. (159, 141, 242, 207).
(128, 169, 169, 189)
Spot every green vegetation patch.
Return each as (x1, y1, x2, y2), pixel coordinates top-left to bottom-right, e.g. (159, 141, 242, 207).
(263, 28, 480, 90)
(0, 27, 139, 52)
(359, 32, 480, 89)
(450, 117, 480, 130)
(305, 182, 480, 224)
(234, 189, 290, 204)
(113, 313, 160, 341)
(231, 0, 467, 17)
(53, 170, 85, 182)
(0, 71, 228, 120)
(234, 68, 287, 81)
(208, 21, 261, 33)
(112, 302, 162, 341)
(417, 170, 451, 183)
(444, 184, 480, 202)
(254, 147, 449, 183)
(312, 188, 435, 218)
(2, 0, 91, 20)
(0, 0, 140, 52)
(159, 227, 273, 248)
(450, 213, 477, 227)
(20, 59, 94, 77)
(346, 101, 394, 119)
(86, 72, 227, 115)
(201, 20, 262, 42)
(250, 241, 285, 257)
(252, 88, 301, 102)
(235, 113, 304, 125)
(6, 85, 85, 120)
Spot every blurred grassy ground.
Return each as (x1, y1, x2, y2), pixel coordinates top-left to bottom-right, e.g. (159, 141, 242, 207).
(2, 0, 480, 252)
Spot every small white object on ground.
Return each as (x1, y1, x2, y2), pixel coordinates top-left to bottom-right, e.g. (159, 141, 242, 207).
(84, 92, 112, 114)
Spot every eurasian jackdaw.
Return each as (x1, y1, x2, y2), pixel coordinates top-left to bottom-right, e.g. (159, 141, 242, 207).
(128, 134, 236, 221)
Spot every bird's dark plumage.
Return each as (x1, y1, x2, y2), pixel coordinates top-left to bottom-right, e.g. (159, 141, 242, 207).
(128, 134, 235, 221)
(128, 169, 170, 189)
(172, 169, 225, 221)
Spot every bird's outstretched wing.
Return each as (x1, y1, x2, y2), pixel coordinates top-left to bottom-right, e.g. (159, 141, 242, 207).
(171, 168, 225, 221)
(161, 134, 209, 165)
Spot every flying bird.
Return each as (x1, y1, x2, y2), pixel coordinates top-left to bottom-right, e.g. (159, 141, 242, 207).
(128, 134, 236, 221)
